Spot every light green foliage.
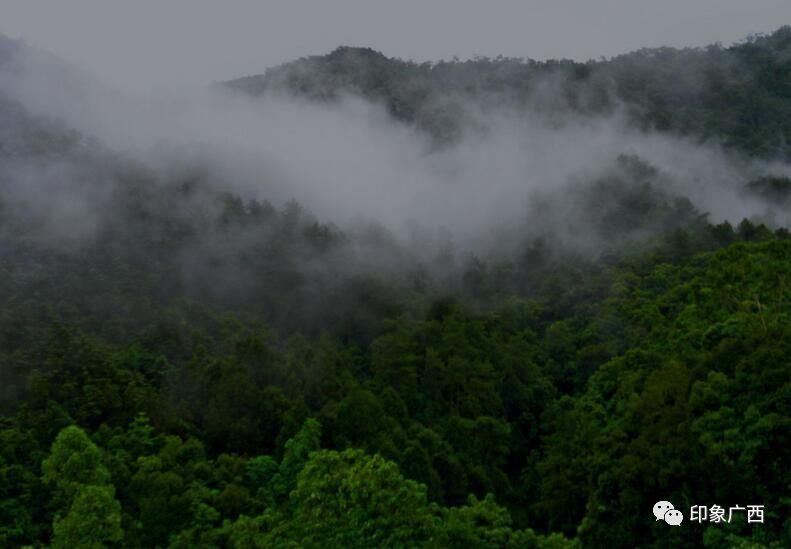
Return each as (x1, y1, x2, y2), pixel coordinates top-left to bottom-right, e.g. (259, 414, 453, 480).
(265, 448, 439, 547)
(42, 426, 124, 547)
(42, 426, 110, 502)
(51, 485, 122, 549)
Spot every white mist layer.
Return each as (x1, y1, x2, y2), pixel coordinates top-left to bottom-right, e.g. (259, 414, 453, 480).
(2, 41, 789, 255)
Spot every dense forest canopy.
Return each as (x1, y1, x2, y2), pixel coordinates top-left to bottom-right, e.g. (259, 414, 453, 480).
(0, 26, 789, 548)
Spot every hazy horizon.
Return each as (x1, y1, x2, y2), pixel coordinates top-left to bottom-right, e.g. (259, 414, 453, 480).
(2, 0, 790, 91)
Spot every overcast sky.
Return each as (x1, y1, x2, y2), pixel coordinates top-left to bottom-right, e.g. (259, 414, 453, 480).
(2, 0, 790, 91)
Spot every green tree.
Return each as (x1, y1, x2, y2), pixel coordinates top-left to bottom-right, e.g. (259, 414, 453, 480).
(43, 426, 124, 547)
(265, 448, 440, 547)
(51, 485, 122, 549)
(42, 426, 111, 504)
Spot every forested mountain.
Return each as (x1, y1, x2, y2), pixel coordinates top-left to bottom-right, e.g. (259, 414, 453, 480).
(228, 27, 791, 158)
(0, 27, 789, 548)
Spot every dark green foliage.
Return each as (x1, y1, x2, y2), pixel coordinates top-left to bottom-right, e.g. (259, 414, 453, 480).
(1, 236, 787, 547)
(0, 27, 790, 549)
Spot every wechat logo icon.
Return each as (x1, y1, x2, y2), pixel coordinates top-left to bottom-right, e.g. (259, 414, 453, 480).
(653, 501, 684, 526)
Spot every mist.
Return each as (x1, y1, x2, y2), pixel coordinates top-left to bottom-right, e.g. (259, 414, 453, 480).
(1, 34, 789, 303)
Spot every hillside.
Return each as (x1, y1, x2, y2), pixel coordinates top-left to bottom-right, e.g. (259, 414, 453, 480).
(228, 27, 791, 158)
(0, 27, 789, 548)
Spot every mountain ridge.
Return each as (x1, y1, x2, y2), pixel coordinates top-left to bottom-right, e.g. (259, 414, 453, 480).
(225, 26, 791, 157)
